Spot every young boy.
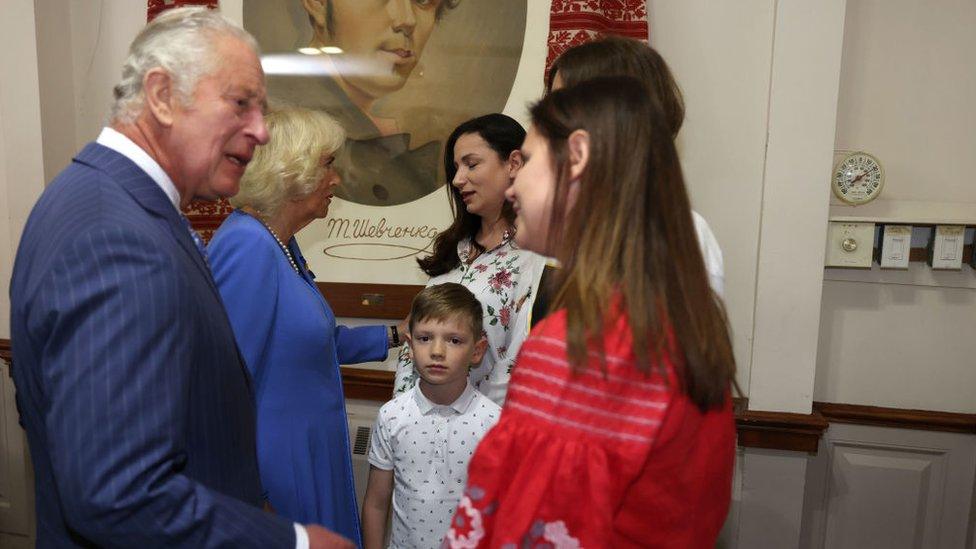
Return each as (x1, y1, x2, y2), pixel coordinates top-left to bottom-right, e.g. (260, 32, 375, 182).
(362, 283, 501, 549)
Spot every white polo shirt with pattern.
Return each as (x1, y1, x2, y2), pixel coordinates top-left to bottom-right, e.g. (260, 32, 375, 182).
(369, 382, 501, 548)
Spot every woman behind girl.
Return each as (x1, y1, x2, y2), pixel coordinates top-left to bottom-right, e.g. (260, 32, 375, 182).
(393, 114, 546, 406)
(548, 35, 725, 297)
(444, 77, 737, 548)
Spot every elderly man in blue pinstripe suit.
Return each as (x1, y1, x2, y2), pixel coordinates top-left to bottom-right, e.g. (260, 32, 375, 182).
(9, 8, 351, 548)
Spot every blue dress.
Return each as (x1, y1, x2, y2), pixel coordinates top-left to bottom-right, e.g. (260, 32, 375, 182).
(208, 210, 388, 545)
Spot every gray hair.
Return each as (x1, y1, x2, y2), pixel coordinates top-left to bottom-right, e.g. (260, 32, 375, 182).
(230, 107, 345, 218)
(111, 7, 259, 124)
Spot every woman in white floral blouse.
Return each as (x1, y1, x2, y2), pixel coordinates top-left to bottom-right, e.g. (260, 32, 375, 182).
(393, 114, 546, 406)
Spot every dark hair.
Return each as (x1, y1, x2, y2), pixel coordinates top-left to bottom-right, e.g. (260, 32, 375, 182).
(547, 35, 686, 138)
(409, 282, 483, 339)
(321, 0, 461, 36)
(417, 113, 525, 276)
(531, 76, 735, 411)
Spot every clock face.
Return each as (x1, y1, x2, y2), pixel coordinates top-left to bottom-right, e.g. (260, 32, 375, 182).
(832, 152, 884, 205)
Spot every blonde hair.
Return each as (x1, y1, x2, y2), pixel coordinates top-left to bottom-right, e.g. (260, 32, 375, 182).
(231, 107, 346, 217)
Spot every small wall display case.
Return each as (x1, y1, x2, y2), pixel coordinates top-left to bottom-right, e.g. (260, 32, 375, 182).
(928, 225, 966, 270)
(876, 225, 912, 269)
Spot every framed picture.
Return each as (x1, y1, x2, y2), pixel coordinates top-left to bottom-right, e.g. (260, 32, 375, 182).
(240, 0, 547, 316)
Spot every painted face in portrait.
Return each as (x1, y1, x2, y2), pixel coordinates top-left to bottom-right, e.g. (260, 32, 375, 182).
(165, 34, 269, 203)
(452, 132, 521, 221)
(305, 0, 440, 102)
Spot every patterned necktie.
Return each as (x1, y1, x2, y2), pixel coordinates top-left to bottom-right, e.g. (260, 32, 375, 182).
(180, 215, 210, 268)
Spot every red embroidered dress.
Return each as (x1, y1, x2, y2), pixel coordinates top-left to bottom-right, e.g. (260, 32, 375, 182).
(443, 308, 735, 548)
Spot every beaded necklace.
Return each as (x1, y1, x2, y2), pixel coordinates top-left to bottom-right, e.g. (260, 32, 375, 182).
(260, 221, 301, 275)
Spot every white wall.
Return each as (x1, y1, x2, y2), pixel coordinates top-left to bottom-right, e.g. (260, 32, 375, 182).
(648, 0, 776, 397)
(651, 1, 847, 413)
(1, 5, 45, 542)
(1, 0, 47, 339)
(833, 0, 976, 205)
(815, 0, 976, 413)
(34, 0, 243, 176)
(818, 280, 976, 413)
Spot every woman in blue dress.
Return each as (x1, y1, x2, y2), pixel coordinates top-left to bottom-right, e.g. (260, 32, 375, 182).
(208, 107, 396, 545)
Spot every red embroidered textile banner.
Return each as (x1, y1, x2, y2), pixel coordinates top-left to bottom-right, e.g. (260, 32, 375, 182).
(147, 0, 218, 22)
(546, 0, 649, 81)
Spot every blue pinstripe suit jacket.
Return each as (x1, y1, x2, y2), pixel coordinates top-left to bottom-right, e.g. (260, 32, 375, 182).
(9, 143, 296, 547)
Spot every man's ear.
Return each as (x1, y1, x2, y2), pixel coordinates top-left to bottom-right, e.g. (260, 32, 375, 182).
(302, 0, 328, 30)
(143, 68, 177, 127)
(507, 149, 523, 178)
(470, 335, 488, 365)
(567, 129, 590, 181)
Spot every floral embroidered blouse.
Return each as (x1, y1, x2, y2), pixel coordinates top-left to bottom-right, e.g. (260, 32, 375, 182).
(394, 233, 546, 406)
(442, 307, 736, 548)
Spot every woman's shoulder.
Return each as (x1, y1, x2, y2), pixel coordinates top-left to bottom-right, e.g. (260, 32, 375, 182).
(207, 211, 281, 272)
(509, 309, 676, 437)
(209, 212, 276, 253)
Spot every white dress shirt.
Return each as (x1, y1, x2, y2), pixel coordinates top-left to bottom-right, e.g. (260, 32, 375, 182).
(96, 127, 182, 210)
(370, 383, 501, 548)
(692, 210, 725, 298)
(94, 127, 310, 549)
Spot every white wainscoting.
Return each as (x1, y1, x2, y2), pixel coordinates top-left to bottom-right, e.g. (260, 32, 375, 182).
(801, 424, 976, 549)
(721, 425, 976, 549)
(0, 361, 32, 546)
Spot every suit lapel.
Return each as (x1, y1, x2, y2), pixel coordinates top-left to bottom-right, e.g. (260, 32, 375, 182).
(74, 143, 220, 298)
(75, 143, 257, 395)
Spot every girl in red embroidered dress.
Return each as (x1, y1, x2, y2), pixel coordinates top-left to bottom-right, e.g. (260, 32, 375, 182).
(442, 75, 738, 548)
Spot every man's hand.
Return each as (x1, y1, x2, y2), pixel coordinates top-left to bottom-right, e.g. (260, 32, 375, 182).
(306, 524, 356, 549)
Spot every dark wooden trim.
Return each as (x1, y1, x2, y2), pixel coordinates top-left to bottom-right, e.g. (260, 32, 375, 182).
(12, 328, 973, 446)
(334, 374, 834, 454)
(815, 401, 976, 434)
(341, 367, 395, 401)
(317, 282, 423, 319)
(0, 338, 11, 365)
(735, 407, 829, 454)
(908, 243, 972, 263)
(0, 338, 11, 378)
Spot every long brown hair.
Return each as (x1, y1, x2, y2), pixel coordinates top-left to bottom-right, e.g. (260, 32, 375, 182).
(532, 77, 735, 411)
(417, 114, 524, 276)
(547, 35, 686, 138)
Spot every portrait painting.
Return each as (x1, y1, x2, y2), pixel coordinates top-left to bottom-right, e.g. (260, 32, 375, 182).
(245, 0, 542, 285)
(246, 0, 527, 206)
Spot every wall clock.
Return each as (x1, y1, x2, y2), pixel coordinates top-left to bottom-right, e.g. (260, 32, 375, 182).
(832, 151, 884, 205)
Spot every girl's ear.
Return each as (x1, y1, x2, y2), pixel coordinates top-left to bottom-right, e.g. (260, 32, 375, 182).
(567, 129, 590, 181)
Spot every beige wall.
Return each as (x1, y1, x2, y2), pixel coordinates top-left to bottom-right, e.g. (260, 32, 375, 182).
(815, 0, 976, 413)
(34, 0, 243, 180)
(1, 0, 46, 340)
(651, 1, 847, 412)
(648, 0, 776, 397)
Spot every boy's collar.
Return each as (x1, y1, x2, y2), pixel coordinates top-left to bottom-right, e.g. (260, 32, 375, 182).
(414, 381, 477, 415)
